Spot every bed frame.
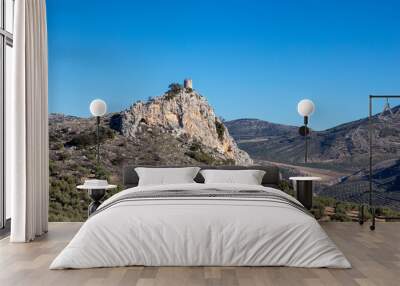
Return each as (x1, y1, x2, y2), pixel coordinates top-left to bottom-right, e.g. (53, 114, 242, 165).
(122, 165, 282, 189)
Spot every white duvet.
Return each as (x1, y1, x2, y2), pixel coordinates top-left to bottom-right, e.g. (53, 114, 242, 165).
(50, 183, 351, 269)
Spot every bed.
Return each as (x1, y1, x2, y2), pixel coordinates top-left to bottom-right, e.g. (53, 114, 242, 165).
(50, 165, 351, 269)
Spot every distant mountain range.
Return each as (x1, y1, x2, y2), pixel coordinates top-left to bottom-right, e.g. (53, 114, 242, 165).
(224, 119, 298, 141)
(226, 106, 400, 172)
(225, 107, 400, 210)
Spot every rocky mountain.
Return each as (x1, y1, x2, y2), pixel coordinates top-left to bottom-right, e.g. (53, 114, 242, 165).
(110, 87, 251, 165)
(49, 84, 252, 221)
(227, 106, 400, 172)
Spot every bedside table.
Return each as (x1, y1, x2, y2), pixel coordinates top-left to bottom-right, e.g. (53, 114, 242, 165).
(289, 177, 321, 210)
(77, 183, 117, 216)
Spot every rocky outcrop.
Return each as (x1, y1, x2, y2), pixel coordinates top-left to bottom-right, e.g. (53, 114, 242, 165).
(119, 89, 252, 165)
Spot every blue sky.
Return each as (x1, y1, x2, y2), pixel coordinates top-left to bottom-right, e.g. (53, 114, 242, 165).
(47, 0, 400, 130)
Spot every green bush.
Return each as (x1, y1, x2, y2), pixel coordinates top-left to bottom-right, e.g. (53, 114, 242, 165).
(51, 142, 64, 150)
(168, 83, 182, 93)
(221, 159, 235, 166)
(165, 83, 183, 100)
(189, 142, 202, 152)
(185, 150, 215, 165)
(57, 152, 70, 161)
(311, 204, 325, 220)
(49, 174, 91, 222)
(49, 160, 57, 175)
(66, 133, 95, 147)
(279, 180, 293, 195)
(65, 127, 114, 148)
(94, 165, 110, 180)
(375, 207, 400, 217)
(314, 196, 336, 207)
(331, 212, 352, 222)
(215, 120, 225, 141)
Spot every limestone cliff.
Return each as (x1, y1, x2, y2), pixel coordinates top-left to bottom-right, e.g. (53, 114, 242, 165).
(119, 88, 252, 165)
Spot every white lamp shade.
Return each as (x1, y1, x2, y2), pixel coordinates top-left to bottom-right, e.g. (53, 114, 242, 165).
(90, 99, 107, 117)
(297, 99, 315, 117)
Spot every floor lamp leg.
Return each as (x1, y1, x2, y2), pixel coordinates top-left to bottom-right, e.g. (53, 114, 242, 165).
(358, 204, 364, 225)
(370, 207, 375, 231)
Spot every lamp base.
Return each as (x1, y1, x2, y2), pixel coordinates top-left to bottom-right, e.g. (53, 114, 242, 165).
(87, 188, 106, 216)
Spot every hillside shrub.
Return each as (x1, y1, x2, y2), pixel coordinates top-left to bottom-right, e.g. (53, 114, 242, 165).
(94, 165, 110, 180)
(65, 127, 114, 148)
(375, 207, 400, 217)
(314, 196, 336, 207)
(51, 142, 64, 150)
(165, 83, 183, 100)
(185, 150, 215, 165)
(57, 152, 70, 161)
(189, 142, 202, 152)
(331, 212, 352, 221)
(215, 120, 225, 141)
(279, 180, 293, 195)
(49, 160, 57, 176)
(168, 83, 182, 93)
(221, 159, 236, 166)
(311, 204, 325, 220)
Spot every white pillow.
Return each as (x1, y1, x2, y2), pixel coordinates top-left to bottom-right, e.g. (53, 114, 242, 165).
(200, 169, 266, 185)
(135, 167, 200, 186)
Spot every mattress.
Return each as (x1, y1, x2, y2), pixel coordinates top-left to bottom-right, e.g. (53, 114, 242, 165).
(50, 183, 351, 269)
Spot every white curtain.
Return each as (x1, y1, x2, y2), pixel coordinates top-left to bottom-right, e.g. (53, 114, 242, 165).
(7, 0, 49, 242)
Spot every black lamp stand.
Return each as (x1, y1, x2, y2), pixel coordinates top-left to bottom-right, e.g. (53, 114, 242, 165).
(96, 116, 100, 165)
(299, 116, 310, 163)
(304, 116, 309, 163)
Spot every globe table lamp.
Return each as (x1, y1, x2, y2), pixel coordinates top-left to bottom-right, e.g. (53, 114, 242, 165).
(297, 99, 315, 163)
(90, 99, 107, 165)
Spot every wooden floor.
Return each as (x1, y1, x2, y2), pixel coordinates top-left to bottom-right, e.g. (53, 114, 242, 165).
(0, 222, 399, 286)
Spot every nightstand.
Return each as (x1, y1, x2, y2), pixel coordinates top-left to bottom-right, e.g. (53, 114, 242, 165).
(77, 181, 117, 216)
(289, 177, 321, 210)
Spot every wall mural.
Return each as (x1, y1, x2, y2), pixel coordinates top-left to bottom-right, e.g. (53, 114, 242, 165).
(47, 1, 400, 222)
(49, 80, 400, 221)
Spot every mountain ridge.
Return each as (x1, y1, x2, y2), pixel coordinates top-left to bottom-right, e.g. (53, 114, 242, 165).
(225, 108, 400, 210)
(226, 105, 400, 170)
